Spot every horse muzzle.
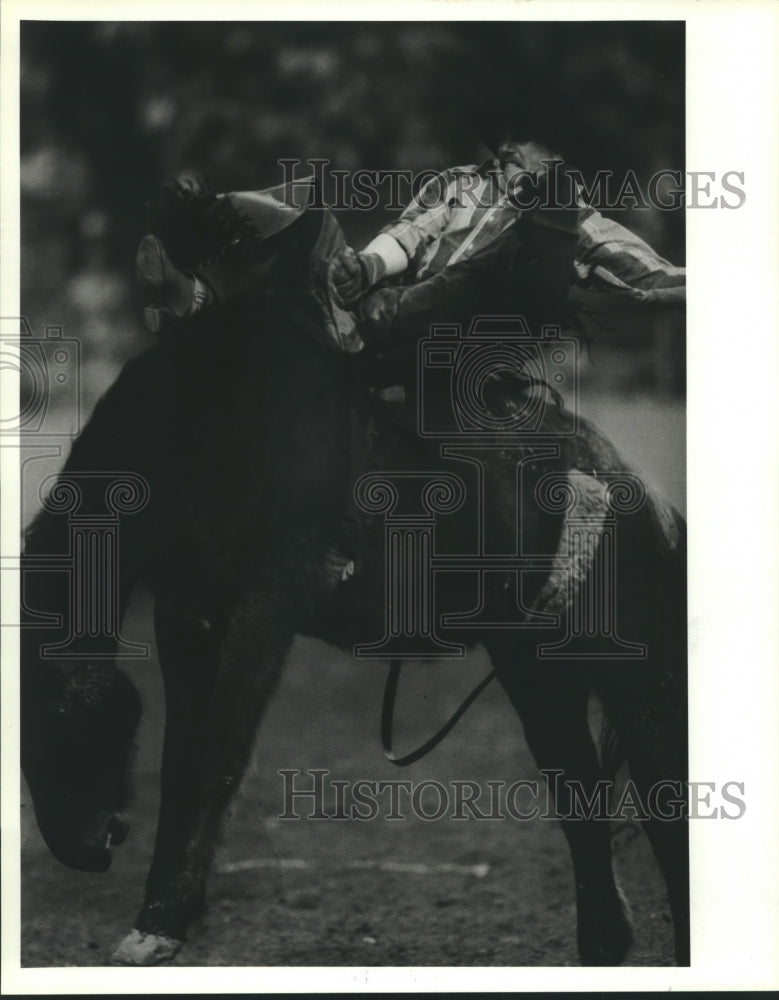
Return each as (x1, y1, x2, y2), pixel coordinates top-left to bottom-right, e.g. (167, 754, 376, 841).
(43, 813, 129, 873)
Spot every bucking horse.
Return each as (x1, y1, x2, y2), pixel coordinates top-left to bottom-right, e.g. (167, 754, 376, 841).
(20, 195, 688, 967)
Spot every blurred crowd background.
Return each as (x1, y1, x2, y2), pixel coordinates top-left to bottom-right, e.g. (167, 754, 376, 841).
(20, 20, 685, 414)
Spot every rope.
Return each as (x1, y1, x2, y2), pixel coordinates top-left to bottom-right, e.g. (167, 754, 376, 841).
(381, 658, 496, 767)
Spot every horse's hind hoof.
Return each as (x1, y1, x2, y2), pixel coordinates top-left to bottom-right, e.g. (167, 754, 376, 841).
(110, 928, 183, 966)
(577, 886, 634, 966)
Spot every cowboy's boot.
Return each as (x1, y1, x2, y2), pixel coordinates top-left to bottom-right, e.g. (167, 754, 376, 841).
(138, 176, 320, 334)
(135, 235, 212, 334)
(136, 234, 283, 335)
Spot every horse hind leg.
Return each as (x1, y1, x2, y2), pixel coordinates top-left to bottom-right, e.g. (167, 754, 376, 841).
(492, 653, 634, 966)
(598, 664, 690, 965)
(641, 788, 690, 966)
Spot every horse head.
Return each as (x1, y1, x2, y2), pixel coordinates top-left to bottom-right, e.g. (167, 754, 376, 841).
(21, 651, 141, 873)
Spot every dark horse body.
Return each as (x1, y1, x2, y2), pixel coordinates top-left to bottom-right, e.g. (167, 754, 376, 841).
(21, 288, 688, 966)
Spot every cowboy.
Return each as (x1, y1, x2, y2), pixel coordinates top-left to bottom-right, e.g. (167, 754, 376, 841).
(136, 138, 685, 347)
(135, 141, 684, 586)
(329, 137, 685, 344)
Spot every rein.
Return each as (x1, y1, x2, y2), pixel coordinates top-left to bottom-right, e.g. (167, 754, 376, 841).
(381, 659, 496, 766)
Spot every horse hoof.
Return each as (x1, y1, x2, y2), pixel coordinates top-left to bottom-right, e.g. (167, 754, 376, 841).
(577, 886, 634, 966)
(110, 928, 183, 966)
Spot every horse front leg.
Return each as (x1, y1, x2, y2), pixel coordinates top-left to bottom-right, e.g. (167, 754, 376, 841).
(111, 595, 292, 966)
(492, 654, 634, 966)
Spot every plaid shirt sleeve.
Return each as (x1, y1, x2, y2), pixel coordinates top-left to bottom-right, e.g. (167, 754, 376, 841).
(379, 170, 459, 267)
(573, 209, 686, 305)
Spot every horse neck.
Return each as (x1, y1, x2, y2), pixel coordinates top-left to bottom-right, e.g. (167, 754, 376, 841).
(21, 355, 159, 660)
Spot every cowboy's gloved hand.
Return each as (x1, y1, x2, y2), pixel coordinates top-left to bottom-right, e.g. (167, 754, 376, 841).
(330, 248, 387, 307)
(359, 287, 402, 346)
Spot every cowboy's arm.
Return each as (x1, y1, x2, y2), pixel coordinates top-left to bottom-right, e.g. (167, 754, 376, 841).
(376, 170, 456, 267)
(330, 171, 456, 306)
(573, 209, 686, 306)
(329, 233, 409, 307)
(360, 232, 409, 276)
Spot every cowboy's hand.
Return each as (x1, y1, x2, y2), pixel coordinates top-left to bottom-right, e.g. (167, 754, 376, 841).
(330, 248, 387, 307)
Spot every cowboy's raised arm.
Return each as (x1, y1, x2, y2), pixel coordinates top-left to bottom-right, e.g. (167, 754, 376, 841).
(573, 208, 686, 307)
